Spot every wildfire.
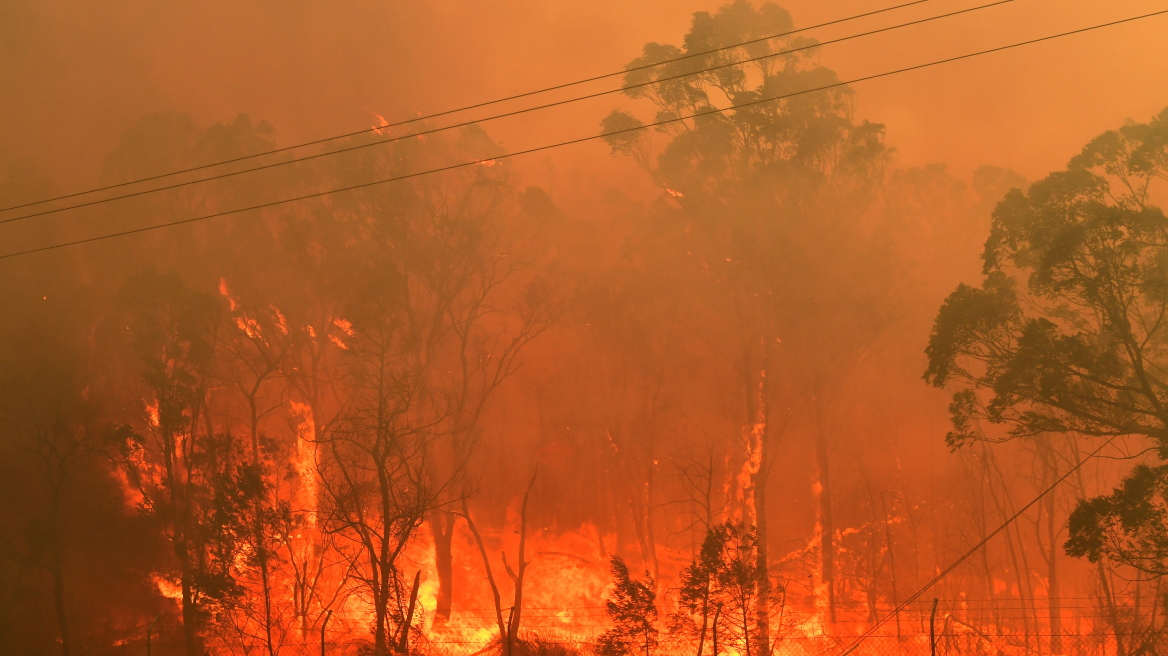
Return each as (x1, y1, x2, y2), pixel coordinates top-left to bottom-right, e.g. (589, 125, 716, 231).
(145, 401, 160, 429)
(218, 277, 238, 311)
(151, 573, 183, 601)
(329, 317, 353, 349)
(372, 112, 391, 135)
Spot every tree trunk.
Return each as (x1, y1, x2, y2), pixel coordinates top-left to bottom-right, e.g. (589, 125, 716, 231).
(180, 568, 202, 656)
(462, 500, 508, 645)
(47, 489, 72, 656)
(879, 493, 902, 640)
(50, 556, 71, 656)
(696, 579, 710, 656)
(506, 473, 538, 647)
(711, 605, 721, 656)
(165, 420, 203, 656)
(249, 392, 277, 656)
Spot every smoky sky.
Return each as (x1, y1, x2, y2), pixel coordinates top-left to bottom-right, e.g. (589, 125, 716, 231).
(2, 0, 1167, 200)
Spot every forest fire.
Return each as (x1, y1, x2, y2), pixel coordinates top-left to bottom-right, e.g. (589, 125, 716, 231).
(2, 0, 1168, 655)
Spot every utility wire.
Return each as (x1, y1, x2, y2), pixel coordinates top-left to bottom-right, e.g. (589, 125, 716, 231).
(833, 435, 1120, 656)
(0, 0, 1015, 225)
(0, 0, 931, 214)
(3, 8, 1166, 261)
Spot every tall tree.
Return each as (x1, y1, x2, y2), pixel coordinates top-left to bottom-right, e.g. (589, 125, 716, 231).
(112, 270, 235, 656)
(924, 108, 1168, 578)
(602, 0, 888, 628)
(317, 252, 443, 655)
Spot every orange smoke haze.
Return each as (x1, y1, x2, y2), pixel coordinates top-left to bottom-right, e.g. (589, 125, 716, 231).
(1, 0, 1167, 654)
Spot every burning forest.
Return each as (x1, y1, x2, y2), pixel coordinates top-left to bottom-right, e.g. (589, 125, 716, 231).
(2, 0, 1168, 655)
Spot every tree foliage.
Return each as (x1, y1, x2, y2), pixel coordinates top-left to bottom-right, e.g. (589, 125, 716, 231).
(670, 522, 777, 656)
(597, 556, 659, 656)
(925, 107, 1168, 568)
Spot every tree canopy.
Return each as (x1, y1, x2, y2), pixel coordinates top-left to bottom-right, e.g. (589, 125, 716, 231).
(925, 107, 1168, 569)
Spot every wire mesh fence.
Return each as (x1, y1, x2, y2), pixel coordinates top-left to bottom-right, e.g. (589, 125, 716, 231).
(120, 632, 1161, 656)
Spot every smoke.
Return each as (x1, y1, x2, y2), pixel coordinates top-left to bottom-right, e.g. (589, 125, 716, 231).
(0, 0, 1166, 653)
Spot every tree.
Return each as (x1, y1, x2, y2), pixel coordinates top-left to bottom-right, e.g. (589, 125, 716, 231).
(460, 470, 538, 656)
(602, 0, 888, 629)
(112, 270, 240, 656)
(0, 305, 101, 656)
(924, 108, 1168, 574)
(670, 523, 783, 656)
(597, 556, 659, 656)
(216, 285, 296, 656)
(317, 264, 443, 655)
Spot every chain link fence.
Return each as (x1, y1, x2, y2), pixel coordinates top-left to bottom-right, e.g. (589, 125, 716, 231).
(119, 632, 1162, 656)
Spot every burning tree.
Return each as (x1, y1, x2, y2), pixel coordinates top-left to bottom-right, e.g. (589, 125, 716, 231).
(111, 270, 246, 655)
(670, 522, 780, 656)
(317, 274, 442, 655)
(601, 0, 891, 629)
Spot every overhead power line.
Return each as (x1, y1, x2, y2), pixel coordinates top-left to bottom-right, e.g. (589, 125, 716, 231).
(832, 435, 1120, 656)
(3, 8, 1166, 261)
(0, 0, 1011, 225)
(0, 0, 932, 215)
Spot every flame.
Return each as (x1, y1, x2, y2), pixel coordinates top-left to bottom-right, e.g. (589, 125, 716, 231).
(145, 401, 160, 429)
(271, 305, 289, 335)
(112, 466, 145, 511)
(234, 315, 263, 339)
(329, 317, 353, 349)
(372, 112, 391, 135)
(665, 187, 684, 197)
(289, 401, 318, 525)
(151, 572, 183, 601)
(218, 277, 238, 311)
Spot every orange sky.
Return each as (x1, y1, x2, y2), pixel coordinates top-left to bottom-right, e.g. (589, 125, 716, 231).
(2, 0, 1166, 194)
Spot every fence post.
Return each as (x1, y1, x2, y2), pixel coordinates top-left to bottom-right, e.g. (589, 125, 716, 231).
(929, 598, 939, 656)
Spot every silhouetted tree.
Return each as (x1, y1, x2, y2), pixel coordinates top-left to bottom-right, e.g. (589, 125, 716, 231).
(597, 556, 658, 656)
(671, 523, 776, 656)
(112, 270, 241, 656)
(925, 108, 1168, 582)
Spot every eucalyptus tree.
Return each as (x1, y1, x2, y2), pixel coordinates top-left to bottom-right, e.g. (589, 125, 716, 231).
(112, 270, 242, 656)
(312, 123, 550, 625)
(924, 109, 1168, 590)
(602, 0, 889, 630)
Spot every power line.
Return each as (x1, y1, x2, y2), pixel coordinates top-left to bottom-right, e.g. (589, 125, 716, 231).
(833, 435, 1120, 656)
(0, 0, 1016, 225)
(0, 0, 932, 214)
(4, 8, 1166, 261)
